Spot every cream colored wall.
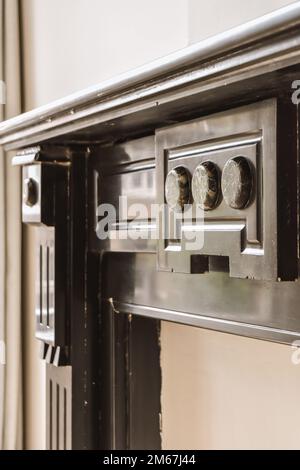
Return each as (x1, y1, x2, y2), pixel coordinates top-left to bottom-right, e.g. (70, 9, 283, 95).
(22, 0, 188, 108)
(188, 0, 294, 42)
(21, 0, 297, 450)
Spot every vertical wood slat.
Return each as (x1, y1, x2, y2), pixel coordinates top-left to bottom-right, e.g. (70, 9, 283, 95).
(127, 316, 161, 450)
(49, 241, 55, 331)
(36, 228, 56, 344)
(58, 383, 67, 450)
(46, 365, 72, 450)
(66, 380, 72, 450)
(42, 245, 47, 327)
(52, 375, 57, 449)
(47, 379, 53, 450)
(39, 245, 42, 325)
(56, 383, 60, 449)
(63, 388, 67, 450)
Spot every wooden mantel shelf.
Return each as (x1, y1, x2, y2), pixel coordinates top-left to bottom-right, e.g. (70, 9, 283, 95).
(1, 3, 300, 151)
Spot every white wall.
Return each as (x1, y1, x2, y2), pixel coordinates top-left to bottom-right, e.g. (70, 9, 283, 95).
(21, 0, 298, 450)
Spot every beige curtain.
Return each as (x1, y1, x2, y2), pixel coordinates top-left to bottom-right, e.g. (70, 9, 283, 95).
(0, 0, 22, 449)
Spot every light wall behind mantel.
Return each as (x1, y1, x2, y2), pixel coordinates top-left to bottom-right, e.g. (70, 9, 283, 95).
(21, 0, 297, 450)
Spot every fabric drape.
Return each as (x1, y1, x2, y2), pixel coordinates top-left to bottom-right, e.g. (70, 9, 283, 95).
(0, 0, 22, 450)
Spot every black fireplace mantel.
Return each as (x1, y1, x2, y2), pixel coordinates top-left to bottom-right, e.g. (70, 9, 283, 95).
(1, 4, 300, 450)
